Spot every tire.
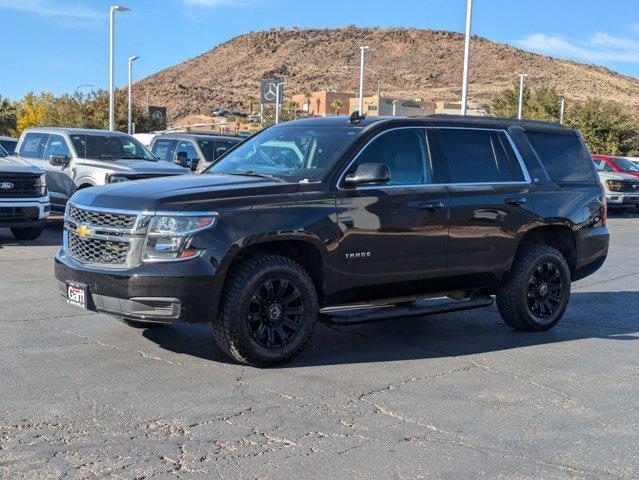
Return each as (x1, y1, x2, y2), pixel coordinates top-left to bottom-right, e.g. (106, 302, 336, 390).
(116, 317, 165, 329)
(10, 226, 44, 240)
(213, 255, 318, 367)
(497, 244, 571, 332)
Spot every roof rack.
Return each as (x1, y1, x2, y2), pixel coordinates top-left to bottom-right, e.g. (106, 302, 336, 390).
(426, 114, 564, 128)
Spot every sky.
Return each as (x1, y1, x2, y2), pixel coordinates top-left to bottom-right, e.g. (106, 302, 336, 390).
(2, 0, 639, 100)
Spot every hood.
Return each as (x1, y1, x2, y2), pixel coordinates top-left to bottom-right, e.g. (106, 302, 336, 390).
(0, 155, 44, 175)
(597, 170, 639, 181)
(70, 173, 301, 212)
(81, 158, 190, 175)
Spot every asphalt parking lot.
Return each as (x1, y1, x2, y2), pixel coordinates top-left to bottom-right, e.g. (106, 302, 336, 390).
(1, 213, 638, 479)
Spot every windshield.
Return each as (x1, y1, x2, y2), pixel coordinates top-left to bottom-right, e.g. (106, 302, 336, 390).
(614, 157, 639, 173)
(0, 145, 7, 157)
(70, 134, 156, 161)
(0, 139, 17, 154)
(208, 125, 361, 182)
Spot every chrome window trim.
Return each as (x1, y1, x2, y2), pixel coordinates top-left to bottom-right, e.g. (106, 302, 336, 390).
(336, 125, 532, 191)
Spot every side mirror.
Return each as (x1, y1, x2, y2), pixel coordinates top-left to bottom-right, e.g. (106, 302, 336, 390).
(174, 151, 189, 168)
(50, 154, 70, 167)
(344, 163, 391, 186)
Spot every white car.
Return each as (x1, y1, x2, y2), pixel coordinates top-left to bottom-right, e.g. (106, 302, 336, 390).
(595, 165, 639, 210)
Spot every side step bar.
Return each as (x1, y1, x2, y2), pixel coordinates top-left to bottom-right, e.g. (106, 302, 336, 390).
(320, 296, 494, 326)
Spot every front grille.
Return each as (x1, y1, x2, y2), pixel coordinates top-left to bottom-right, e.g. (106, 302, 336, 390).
(68, 231, 130, 265)
(0, 206, 39, 224)
(68, 204, 137, 229)
(618, 182, 639, 192)
(0, 174, 42, 198)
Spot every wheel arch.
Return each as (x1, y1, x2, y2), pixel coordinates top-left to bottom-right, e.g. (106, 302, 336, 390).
(513, 225, 577, 278)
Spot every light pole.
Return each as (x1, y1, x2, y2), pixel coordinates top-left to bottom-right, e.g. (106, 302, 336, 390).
(274, 81, 285, 124)
(558, 93, 566, 124)
(109, 4, 130, 131)
(460, 0, 473, 115)
(128, 55, 139, 134)
(358, 46, 371, 114)
(342, 65, 380, 97)
(517, 73, 528, 120)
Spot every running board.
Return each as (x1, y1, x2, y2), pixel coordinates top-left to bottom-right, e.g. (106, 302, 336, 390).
(321, 296, 494, 326)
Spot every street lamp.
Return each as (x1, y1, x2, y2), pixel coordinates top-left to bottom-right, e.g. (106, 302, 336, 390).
(460, 0, 473, 115)
(128, 55, 139, 134)
(274, 81, 285, 124)
(341, 65, 381, 97)
(358, 46, 372, 114)
(109, 4, 130, 131)
(558, 93, 566, 124)
(517, 73, 528, 120)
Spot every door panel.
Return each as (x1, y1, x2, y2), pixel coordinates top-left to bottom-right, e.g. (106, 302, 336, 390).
(334, 127, 449, 302)
(42, 134, 75, 205)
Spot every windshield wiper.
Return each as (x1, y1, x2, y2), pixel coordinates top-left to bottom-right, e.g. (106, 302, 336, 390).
(120, 154, 152, 160)
(224, 171, 285, 182)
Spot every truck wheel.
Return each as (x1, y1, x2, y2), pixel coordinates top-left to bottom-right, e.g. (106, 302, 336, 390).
(497, 244, 571, 332)
(10, 226, 44, 240)
(116, 317, 164, 329)
(213, 255, 318, 367)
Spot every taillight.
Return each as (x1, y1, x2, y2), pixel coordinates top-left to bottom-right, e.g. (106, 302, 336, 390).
(600, 182, 607, 227)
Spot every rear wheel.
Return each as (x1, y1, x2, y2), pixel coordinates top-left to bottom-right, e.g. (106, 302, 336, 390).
(497, 244, 571, 331)
(213, 255, 318, 367)
(10, 226, 44, 240)
(116, 317, 165, 329)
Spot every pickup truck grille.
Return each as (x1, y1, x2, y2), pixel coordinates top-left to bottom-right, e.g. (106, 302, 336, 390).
(0, 174, 42, 198)
(617, 181, 639, 192)
(67, 204, 137, 229)
(67, 232, 131, 265)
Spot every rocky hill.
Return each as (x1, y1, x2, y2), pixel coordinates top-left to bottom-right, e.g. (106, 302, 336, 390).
(132, 27, 639, 121)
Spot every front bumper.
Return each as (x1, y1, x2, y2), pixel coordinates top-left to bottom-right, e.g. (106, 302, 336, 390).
(605, 192, 639, 206)
(0, 196, 50, 228)
(54, 249, 222, 324)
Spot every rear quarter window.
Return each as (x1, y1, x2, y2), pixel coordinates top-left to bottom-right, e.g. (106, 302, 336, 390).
(526, 131, 596, 182)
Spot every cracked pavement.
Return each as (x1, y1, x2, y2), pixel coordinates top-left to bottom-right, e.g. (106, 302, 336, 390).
(1, 214, 638, 479)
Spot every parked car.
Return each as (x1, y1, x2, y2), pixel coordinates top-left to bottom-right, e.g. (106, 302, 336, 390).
(593, 154, 639, 178)
(0, 136, 18, 154)
(594, 160, 639, 210)
(0, 144, 49, 240)
(132, 133, 157, 148)
(150, 133, 242, 172)
(54, 115, 608, 367)
(15, 128, 190, 212)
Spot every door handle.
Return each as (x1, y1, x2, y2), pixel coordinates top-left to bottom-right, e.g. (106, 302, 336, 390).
(419, 201, 445, 211)
(505, 197, 527, 207)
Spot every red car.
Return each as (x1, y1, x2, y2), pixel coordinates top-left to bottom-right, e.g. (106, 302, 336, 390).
(593, 154, 639, 178)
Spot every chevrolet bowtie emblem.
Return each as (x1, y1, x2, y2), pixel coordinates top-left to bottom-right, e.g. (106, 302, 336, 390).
(76, 225, 93, 239)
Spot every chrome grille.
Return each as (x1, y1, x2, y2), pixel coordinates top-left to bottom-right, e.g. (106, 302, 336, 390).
(68, 231, 130, 265)
(68, 204, 137, 229)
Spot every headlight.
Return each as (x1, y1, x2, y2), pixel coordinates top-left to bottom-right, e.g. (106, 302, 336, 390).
(142, 214, 217, 262)
(34, 173, 47, 195)
(606, 180, 623, 191)
(106, 174, 130, 183)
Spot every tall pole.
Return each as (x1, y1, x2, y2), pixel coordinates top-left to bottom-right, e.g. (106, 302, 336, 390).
(275, 82, 284, 124)
(559, 94, 565, 124)
(358, 46, 370, 114)
(517, 73, 528, 120)
(127, 55, 139, 135)
(460, 0, 473, 116)
(108, 5, 129, 131)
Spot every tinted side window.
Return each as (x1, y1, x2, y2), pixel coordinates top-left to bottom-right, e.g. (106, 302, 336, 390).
(20, 133, 49, 158)
(352, 128, 431, 185)
(438, 129, 515, 183)
(526, 132, 596, 182)
(43, 134, 71, 159)
(152, 139, 177, 162)
(175, 141, 199, 161)
(214, 140, 238, 160)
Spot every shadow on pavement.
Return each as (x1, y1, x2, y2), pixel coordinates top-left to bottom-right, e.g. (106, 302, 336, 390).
(0, 217, 63, 249)
(143, 291, 639, 367)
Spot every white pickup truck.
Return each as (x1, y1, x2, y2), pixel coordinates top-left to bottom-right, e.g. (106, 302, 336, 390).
(0, 145, 50, 240)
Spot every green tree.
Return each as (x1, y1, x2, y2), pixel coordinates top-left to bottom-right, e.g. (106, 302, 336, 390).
(0, 95, 18, 136)
(331, 98, 343, 116)
(565, 98, 639, 155)
(490, 83, 560, 121)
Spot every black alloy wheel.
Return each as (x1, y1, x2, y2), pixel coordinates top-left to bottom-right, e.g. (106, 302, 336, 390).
(526, 261, 563, 319)
(247, 278, 305, 348)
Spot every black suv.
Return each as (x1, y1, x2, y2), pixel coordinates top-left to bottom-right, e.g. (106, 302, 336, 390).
(54, 115, 609, 367)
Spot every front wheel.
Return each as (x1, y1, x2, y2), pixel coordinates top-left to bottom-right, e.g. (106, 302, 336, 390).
(11, 226, 44, 240)
(213, 255, 318, 367)
(497, 245, 571, 331)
